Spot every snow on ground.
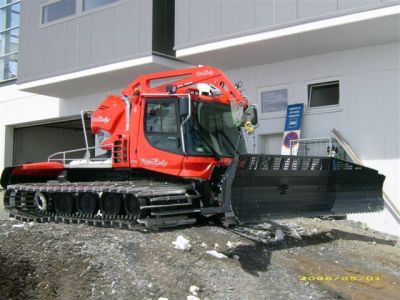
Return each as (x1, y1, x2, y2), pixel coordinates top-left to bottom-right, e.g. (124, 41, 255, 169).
(172, 235, 192, 251)
(206, 250, 227, 259)
(189, 285, 200, 296)
(11, 223, 25, 228)
(274, 228, 285, 241)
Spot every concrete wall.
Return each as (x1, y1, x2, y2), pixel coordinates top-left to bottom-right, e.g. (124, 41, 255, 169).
(175, 0, 398, 49)
(18, 0, 153, 83)
(226, 42, 400, 235)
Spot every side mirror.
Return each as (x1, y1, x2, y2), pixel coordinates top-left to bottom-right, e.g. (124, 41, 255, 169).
(247, 104, 259, 126)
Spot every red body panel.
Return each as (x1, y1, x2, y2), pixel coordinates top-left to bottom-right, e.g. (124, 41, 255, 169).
(12, 162, 64, 176)
(179, 156, 232, 179)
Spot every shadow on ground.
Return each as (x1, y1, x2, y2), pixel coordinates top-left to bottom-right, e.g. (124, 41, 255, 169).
(226, 224, 396, 276)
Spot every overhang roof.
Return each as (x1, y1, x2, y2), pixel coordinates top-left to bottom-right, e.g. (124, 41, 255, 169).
(176, 5, 400, 70)
(17, 55, 192, 98)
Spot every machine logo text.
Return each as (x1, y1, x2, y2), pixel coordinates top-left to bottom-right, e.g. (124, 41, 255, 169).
(141, 158, 168, 167)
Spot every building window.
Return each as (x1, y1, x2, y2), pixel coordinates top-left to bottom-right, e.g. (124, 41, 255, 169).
(83, 0, 119, 12)
(42, 0, 76, 24)
(308, 81, 339, 108)
(260, 88, 288, 113)
(0, 0, 20, 82)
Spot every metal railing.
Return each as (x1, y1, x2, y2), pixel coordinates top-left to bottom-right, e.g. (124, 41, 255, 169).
(48, 144, 113, 165)
(289, 137, 348, 160)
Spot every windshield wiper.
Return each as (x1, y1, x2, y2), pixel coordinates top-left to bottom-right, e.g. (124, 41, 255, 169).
(192, 127, 221, 160)
(215, 129, 241, 155)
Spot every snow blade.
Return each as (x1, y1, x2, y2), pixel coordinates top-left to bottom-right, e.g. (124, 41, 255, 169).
(229, 155, 385, 223)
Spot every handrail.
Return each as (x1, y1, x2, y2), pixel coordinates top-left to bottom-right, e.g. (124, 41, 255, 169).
(80, 110, 93, 159)
(48, 144, 113, 165)
(331, 128, 400, 223)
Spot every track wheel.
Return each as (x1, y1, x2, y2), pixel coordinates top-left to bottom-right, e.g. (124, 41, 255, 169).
(124, 195, 142, 218)
(100, 193, 122, 215)
(55, 193, 75, 214)
(3, 189, 13, 208)
(76, 193, 99, 214)
(34, 192, 48, 212)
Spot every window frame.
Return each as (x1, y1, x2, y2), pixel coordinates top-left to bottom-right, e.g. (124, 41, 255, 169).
(0, 0, 19, 83)
(0, 0, 19, 11)
(40, 0, 77, 27)
(305, 78, 342, 115)
(82, 0, 122, 14)
(0, 52, 18, 81)
(0, 27, 19, 57)
(40, 0, 123, 28)
(143, 98, 182, 155)
(257, 84, 290, 120)
(0, 1, 20, 31)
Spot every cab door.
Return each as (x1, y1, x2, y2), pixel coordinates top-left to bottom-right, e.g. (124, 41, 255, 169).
(136, 98, 184, 176)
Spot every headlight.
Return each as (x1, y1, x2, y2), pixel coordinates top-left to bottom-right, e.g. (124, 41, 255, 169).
(97, 130, 111, 144)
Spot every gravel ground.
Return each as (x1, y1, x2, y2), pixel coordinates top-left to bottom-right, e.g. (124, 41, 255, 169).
(0, 191, 399, 300)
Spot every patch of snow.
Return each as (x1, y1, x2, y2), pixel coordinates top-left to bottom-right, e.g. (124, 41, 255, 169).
(28, 221, 35, 226)
(200, 242, 207, 248)
(172, 236, 192, 251)
(206, 250, 227, 259)
(189, 285, 200, 296)
(187, 296, 200, 300)
(290, 229, 302, 240)
(69, 158, 112, 166)
(214, 243, 220, 248)
(226, 241, 235, 249)
(8, 217, 16, 221)
(226, 241, 244, 249)
(158, 298, 169, 300)
(325, 232, 334, 239)
(256, 231, 269, 239)
(260, 223, 272, 229)
(274, 229, 285, 242)
(233, 255, 240, 260)
(12, 224, 25, 228)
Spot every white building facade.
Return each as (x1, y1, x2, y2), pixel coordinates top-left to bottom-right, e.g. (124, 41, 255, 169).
(0, 0, 399, 235)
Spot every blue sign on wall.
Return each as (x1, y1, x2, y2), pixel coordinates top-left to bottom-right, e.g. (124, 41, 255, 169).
(284, 104, 304, 131)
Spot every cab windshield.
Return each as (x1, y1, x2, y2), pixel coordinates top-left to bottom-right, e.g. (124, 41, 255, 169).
(184, 101, 247, 157)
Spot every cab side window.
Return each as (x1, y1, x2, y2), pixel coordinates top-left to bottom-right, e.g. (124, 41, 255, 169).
(145, 100, 181, 153)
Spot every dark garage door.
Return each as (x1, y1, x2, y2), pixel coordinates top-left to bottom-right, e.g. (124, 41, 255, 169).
(13, 118, 94, 165)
